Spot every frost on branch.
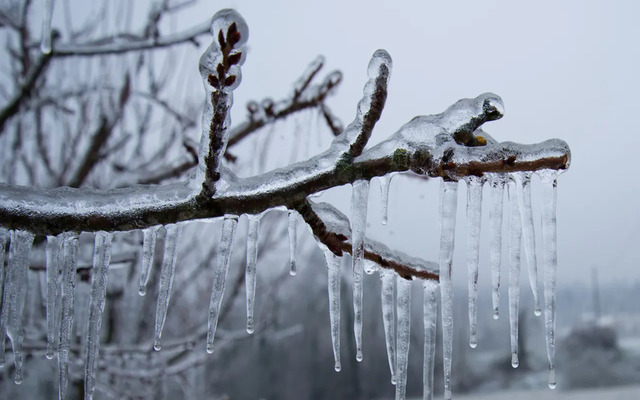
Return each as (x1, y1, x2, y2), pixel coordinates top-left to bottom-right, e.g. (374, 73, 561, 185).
(0, 7, 572, 400)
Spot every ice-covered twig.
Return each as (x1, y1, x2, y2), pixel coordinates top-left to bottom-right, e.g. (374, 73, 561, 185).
(296, 200, 439, 280)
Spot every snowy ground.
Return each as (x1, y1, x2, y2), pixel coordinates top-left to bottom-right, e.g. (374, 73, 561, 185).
(452, 384, 640, 400)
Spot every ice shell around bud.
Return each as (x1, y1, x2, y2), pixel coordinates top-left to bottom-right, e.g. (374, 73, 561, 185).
(211, 9, 249, 49)
(367, 49, 392, 80)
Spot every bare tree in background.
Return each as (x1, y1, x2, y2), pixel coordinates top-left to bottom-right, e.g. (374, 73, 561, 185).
(0, 1, 571, 400)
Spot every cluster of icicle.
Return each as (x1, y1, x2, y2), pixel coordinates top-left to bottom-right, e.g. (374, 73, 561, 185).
(313, 168, 560, 400)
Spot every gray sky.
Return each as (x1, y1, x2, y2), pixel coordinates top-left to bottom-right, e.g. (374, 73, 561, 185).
(169, 0, 640, 287)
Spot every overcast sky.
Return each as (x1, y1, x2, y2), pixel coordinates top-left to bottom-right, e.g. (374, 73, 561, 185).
(162, 0, 640, 288)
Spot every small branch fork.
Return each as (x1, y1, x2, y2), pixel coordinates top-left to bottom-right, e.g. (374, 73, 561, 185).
(0, 13, 571, 282)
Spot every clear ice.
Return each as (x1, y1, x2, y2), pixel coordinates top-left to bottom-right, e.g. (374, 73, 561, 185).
(465, 176, 483, 348)
(508, 181, 522, 368)
(41, 0, 55, 54)
(206, 215, 238, 353)
(2, 230, 34, 384)
(59, 233, 79, 400)
(380, 270, 397, 384)
(323, 247, 342, 372)
(513, 172, 541, 316)
(488, 174, 505, 319)
(245, 214, 260, 334)
(139, 226, 159, 296)
(395, 277, 412, 400)
(288, 210, 298, 276)
(379, 174, 395, 225)
(45, 235, 61, 359)
(351, 179, 370, 362)
(423, 280, 438, 400)
(0, 229, 8, 366)
(439, 181, 458, 400)
(85, 231, 113, 400)
(539, 170, 559, 389)
(154, 224, 183, 351)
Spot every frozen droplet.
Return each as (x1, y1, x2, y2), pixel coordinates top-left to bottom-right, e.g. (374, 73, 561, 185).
(206, 216, 238, 353)
(511, 353, 519, 368)
(548, 367, 557, 389)
(245, 215, 260, 335)
(351, 179, 369, 363)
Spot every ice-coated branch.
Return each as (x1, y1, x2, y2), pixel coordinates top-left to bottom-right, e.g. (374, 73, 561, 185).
(194, 9, 249, 198)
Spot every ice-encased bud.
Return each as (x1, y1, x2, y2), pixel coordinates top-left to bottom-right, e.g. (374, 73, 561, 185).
(211, 9, 249, 49)
(367, 49, 392, 81)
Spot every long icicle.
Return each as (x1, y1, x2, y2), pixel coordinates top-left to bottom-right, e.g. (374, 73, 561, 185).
(465, 176, 483, 348)
(153, 224, 183, 351)
(85, 231, 113, 400)
(59, 232, 79, 400)
(539, 170, 559, 389)
(395, 277, 412, 400)
(439, 180, 458, 400)
(380, 270, 397, 384)
(288, 210, 298, 276)
(514, 172, 541, 316)
(423, 280, 438, 400)
(138, 226, 159, 296)
(0, 228, 10, 366)
(351, 179, 370, 362)
(508, 180, 522, 368)
(45, 235, 61, 359)
(3, 230, 34, 384)
(245, 214, 260, 334)
(206, 215, 238, 354)
(488, 174, 505, 319)
(323, 248, 342, 372)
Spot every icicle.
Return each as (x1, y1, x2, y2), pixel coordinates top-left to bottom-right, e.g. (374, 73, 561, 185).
(379, 173, 395, 225)
(0, 228, 9, 367)
(1, 230, 34, 384)
(59, 232, 79, 399)
(395, 277, 412, 400)
(74, 278, 90, 345)
(539, 170, 559, 389)
(85, 231, 112, 400)
(439, 180, 458, 400)
(45, 235, 61, 359)
(465, 176, 483, 348)
(380, 270, 397, 384)
(153, 224, 183, 351)
(287, 210, 298, 276)
(423, 280, 438, 400)
(245, 215, 260, 334)
(513, 172, 541, 316)
(488, 174, 505, 319)
(138, 226, 159, 296)
(41, 0, 55, 54)
(507, 182, 522, 368)
(351, 179, 369, 362)
(323, 248, 342, 372)
(206, 216, 238, 354)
